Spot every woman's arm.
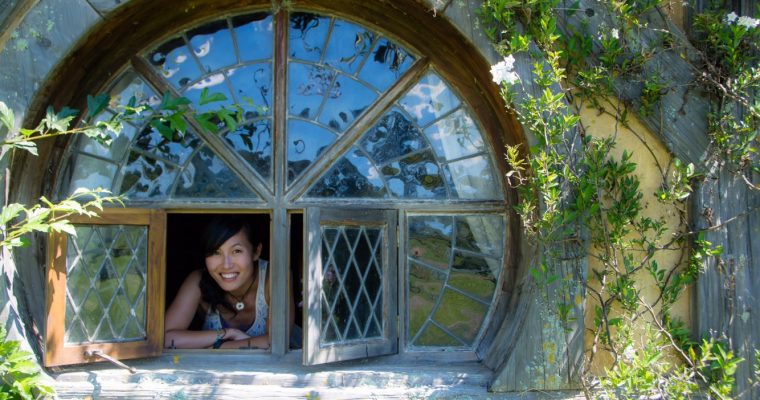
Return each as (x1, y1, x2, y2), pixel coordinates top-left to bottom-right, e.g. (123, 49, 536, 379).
(164, 270, 253, 348)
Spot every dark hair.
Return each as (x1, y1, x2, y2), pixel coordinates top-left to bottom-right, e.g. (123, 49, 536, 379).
(198, 216, 261, 314)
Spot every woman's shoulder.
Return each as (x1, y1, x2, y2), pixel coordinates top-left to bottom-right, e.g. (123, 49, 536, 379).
(185, 269, 204, 283)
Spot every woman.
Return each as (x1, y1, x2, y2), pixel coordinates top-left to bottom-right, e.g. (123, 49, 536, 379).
(164, 217, 270, 349)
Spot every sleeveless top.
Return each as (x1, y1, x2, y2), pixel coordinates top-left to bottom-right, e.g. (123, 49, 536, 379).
(202, 260, 268, 337)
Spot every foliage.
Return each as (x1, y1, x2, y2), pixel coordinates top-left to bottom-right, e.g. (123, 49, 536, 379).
(481, 0, 759, 397)
(0, 327, 54, 399)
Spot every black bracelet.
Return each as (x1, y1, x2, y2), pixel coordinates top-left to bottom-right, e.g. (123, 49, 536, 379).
(212, 328, 226, 349)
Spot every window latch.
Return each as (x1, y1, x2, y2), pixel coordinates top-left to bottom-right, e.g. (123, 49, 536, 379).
(84, 350, 137, 374)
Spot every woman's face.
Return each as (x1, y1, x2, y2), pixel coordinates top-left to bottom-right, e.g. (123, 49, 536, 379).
(205, 229, 262, 294)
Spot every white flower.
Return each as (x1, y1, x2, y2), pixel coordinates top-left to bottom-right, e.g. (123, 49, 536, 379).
(737, 15, 760, 29)
(622, 345, 636, 361)
(491, 55, 520, 85)
(611, 28, 620, 39)
(725, 11, 738, 23)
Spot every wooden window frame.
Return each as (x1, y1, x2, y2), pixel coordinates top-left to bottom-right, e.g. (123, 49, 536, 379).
(44, 208, 166, 367)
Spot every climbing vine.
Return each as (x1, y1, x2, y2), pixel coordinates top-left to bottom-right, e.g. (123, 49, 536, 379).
(481, 0, 759, 397)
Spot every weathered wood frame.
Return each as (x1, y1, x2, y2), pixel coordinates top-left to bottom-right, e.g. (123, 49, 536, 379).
(44, 208, 166, 367)
(303, 208, 398, 365)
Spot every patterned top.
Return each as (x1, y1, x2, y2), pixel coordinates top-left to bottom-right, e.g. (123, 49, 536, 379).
(202, 260, 269, 337)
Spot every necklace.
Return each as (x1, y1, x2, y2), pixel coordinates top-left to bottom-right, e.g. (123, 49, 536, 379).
(228, 277, 255, 311)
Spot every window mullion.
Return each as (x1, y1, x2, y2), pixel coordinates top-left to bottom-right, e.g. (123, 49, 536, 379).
(284, 57, 431, 202)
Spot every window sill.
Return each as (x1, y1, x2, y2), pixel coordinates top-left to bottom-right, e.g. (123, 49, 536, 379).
(49, 350, 503, 398)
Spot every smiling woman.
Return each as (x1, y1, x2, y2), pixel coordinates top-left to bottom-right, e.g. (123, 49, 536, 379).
(164, 216, 271, 349)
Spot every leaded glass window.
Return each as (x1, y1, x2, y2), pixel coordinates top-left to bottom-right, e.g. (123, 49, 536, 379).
(53, 8, 510, 361)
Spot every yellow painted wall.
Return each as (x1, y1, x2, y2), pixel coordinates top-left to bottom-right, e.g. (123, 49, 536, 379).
(577, 100, 691, 373)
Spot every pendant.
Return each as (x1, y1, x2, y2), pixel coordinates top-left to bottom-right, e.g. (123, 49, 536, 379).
(235, 301, 245, 311)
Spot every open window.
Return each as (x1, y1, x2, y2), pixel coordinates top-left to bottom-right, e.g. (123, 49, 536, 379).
(303, 208, 397, 365)
(45, 208, 166, 367)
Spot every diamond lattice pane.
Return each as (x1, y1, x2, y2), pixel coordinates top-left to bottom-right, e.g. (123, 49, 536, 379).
(320, 226, 384, 345)
(65, 225, 149, 344)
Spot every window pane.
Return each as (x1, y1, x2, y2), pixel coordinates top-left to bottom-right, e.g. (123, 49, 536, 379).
(399, 72, 461, 127)
(227, 63, 272, 117)
(289, 13, 330, 62)
(288, 62, 335, 119)
(408, 215, 453, 270)
(76, 112, 137, 163)
(147, 37, 201, 88)
(444, 156, 501, 200)
(424, 109, 485, 161)
(65, 225, 148, 344)
(106, 70, 159, 125)
(320, 226, 384, 345)
(119, 152, 177, 198)
(287, 119, 336, 185)
(317, 75, 376, 132)
(382, 150, 446, 199)
(233, 13, 273, 61)
(307, 148, 387, 198)
(359, 109, 427, 165)
(186, 20, 237, 72)
(59, 153, 116, 196)
(415, 322, 460, 347)
(359, 39, 415, 92)
(323, 20, 374, 74)
(174, 146, 258, 199)
(455, 215, 505, 258)
(432, 289, 486, 345)
(225, 119, 272, 181)
(449, 251, 498, 303)
(408, 262, 445, 340)
(132, 125, 201, 165)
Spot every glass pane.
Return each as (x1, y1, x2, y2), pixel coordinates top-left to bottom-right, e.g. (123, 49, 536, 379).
(119, 152, 177, 198)
(174, 146, 257, 199)
(77, 113, 137, 163)
(359, 39, 415, 91)
(324, 20, 375, 75)
(60, 153, 116, 195)
(317, 75, 376, 132)
(455, 215, 505, 258)
(307, 148, 387, 198)
(287, 119, 336, 185)
(408, 262, 445, 340)
(449, 251, 498, 303)
(288, 62, 335, 119)
(415, 322, 461, 347)
(382, 151, 446, 199)
(65, 225, 149, 344)
(106, 70, 160, 125)
(186, 20, 237, 72)
(233, 13, 273, 61)
(408, 215, 453, 270)
(225, 119, 272, 181)
(424, 109, 485, 161)
(147, 37, 201, 88)
(432, 289, 486, 346)
(320, 225, 384, 345)
(289, 13, 330, 62)
(360, 109, 427, 165)
(399, 72, 461, 127)
(227, 63, 272, 117)
(182, 73, 235, 114)
(132, 125, 201, 165)
(444, 156, 500, 199)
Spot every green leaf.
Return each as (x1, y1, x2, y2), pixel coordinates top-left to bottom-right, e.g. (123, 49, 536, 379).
(0, 101, 15, 133)
(194, 113, 219, 134)
(85, 93, 110, 121)
(8, 141, 37, 156)
(199, 88, 228, 106)
(0, 203, 25, 226)
(49, 221, 77, 236)
(150, 119, 174, 141)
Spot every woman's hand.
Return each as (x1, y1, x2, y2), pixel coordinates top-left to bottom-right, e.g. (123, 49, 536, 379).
(223, 328, 251, 341)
